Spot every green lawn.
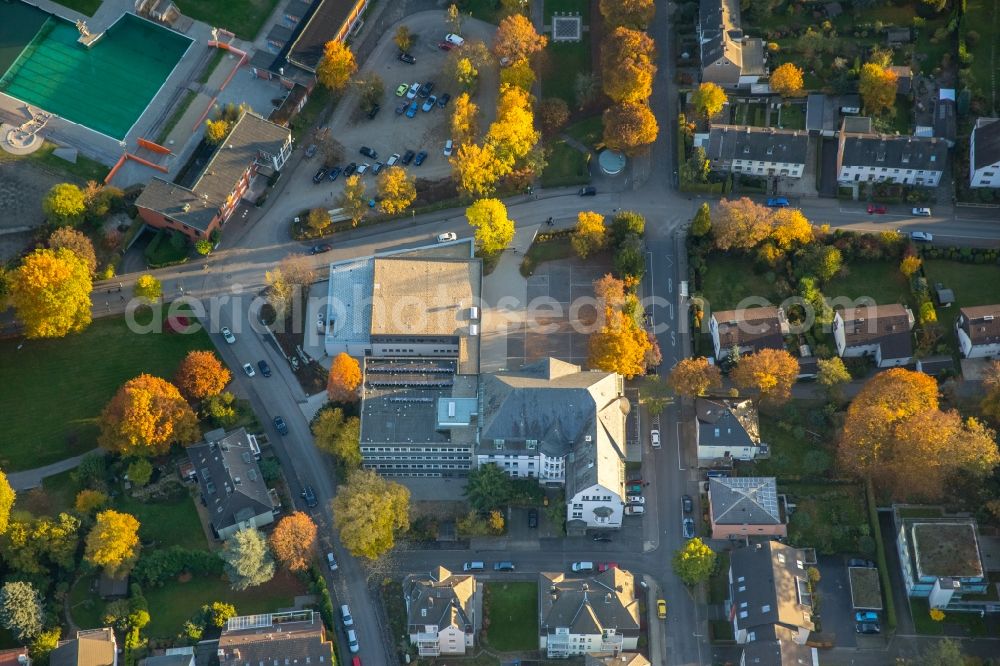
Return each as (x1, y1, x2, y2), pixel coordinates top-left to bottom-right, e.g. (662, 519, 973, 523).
(910, 598, 990, 636)
(174, 0, 280, 40)
(540, 141, 590, 188)
(965, 0, 999, 113)
(778, 103, 805, 130)
(0, 141, 109, 184)
(52, 0, 102, 15)
(155, 90, 199, 145)
(754, 407, 832, 480)
(484, 582, 538, 651)
(825, 261, 912, 307)
(117, 491, 209, 551)
(542, 35, 591, 106)
(564, 115, 603, 149)
(697, 256, 777, 311)
(0, 313, 213, 471)
(783, 482, 870, 555)
(708, 550, 731, 604)
(923, 259, 1000, 348)
(68, 574, 105, 630)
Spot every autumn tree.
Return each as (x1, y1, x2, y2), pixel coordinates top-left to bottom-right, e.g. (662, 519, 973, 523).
(603, 102, 659, 154)
(134, 274, 162, 301)
(0, 470, 13, 535)
(589, 307, 653, 379)
(445, 55, 479, 92)
(2, 512, 80, 574)
(377, 166, 416, 214)
(493, 13, 547, 62)
(221, 528, 275, 590)
(816, 357, 851, 397)
(306, 208, 331, 235)
(486, 84, 540, 168)
(451, 143, 508, 197)
(599, 0, 655, 28)
(333, 469, 410, 559)
(770, 63, 804, 97)
(42, 183, 86, 226)
(264, 268, 295, 321)
(539, 98, 570, 135)
(859, 63, 898, 116)
(337, 174, 368, 226)
(769, 208, 813, 249)
(9, 248, 92, 339)
(593, 274, 627, 309)
(920, 638, 966, 666)
(499, 58, 535, 91)
(602, 27, 657, 103)
(466, 199, 515, 254)
(446, 3, 461, 34)
(712, 197, 773, 251)
(327, 352, 362, 402)
(85, 510, 141, 577)
(981, 360, 1000, 424)
(0, 582, 43, 641)
(127, 458, 153, 487)
(204, 119, 231, 145)
(393, 25, 413, 52)
(668, 357, 722, 398)
(48, 227, 97, 275)
(98, 374, 200, 456)
(316, 40, 357, 91)
(672, 538, 717, 586)
(355, 74, 384, 112)
(731, 349, 798, 404)
(311, 407, 361, 467)
(691, 82, 728, 120)
(451, 93, 480, 147)
(691, 202, 712, 237)
(74, 489, 109, 514)
(269, 512, 317, 572)
(174, 350, 231, 400)
(900, 255, 922, 278)
(571, 211, 608, 259)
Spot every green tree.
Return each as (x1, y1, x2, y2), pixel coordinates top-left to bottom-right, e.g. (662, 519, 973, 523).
(817, 357, 851, 395)
(332, 469, 410, 560)
(691, 202, 712, 237)
(220, 528, 275, 591)
(0, 581, 43, 641)
(43, 183, 86, 226)
(680, 146, 710, 184)
(355, 75, 385, 112)
(466, 199, 515, 254)
(671, 537, 717, 586)
(311, 407, 361, 468)
(195, 239, 213, 256)
(203, 602, 237, 628)
(919, 637, 965, 666)
(393, 25, 413, 52)
(126, 459, 153, 487)
(0, 469, 14, 535)
(465, 464, 513, 512)
(610, 210, 645, 245)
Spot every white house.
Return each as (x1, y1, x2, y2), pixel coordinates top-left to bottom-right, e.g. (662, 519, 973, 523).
(539, 569, 640, 658)
(404, 566, 476, 657)
(836, 118, 947, 187)
(956, 305, 1000, 358)
(970, 118, 1000, 188)
(705, 126, 809, 179)
(833, 304, 914, 367)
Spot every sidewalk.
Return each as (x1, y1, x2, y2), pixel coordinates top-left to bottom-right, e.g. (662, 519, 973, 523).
(8, 448, 105, 490)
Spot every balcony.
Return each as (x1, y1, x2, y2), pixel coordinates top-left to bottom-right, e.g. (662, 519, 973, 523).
(416, 637, 439, 657)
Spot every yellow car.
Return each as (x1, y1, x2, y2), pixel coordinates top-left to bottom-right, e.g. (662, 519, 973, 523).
(657, 599, 667, 619)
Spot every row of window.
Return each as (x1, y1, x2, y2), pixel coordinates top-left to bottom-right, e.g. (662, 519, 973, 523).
(361, 446, 470, 453)
(365, 455, 468, 461)
(367, 463, 469, 470)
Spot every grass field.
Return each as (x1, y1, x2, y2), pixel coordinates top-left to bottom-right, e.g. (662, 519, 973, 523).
(484, 582, 538, 651)
(0, 140, 109, 184)
(540, 140, 590, 188)
(923, 259, 1000, 347)
(783, 482, 870, 555)
(117, 491, 209, 551)
(965, 0, 999, 113)
(825, 261, 912, 307)
(564, 115, 603, 149)
(697, 256, 777, 311)
(0, 313, 213, 470)
(542, 36, 591, 106)
(778, 103, 805, 130)
(755, 406, 832, 480)
(174, 0, 280, 40)
(520, 235, 574, 276)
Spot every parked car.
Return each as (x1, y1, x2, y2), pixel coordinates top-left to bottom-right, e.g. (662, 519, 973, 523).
(910, 231, 934, 242)
(401, 150, 416, 165)
(571, 561, 594, 573)
(463, 561, 485, 571)
(683, 517, 695, 539)
(418, 81, 435, 98)
(626, 495, 645, 505)
(395, 102, 408, 115)
(579, 186, 597, 196)
(848, 558, 876, 568)
(856, 622, 880, 635)
(371, 161, 384, 175)
(406, 82, 420, 99)
(855, 611, 879, 623)
(327, 552, 338, 571)
(912, 207, 932, 216)
(242, 363, 255, 377)
(766, 197, 790, 207)
(414, 150, 427, 165)
(422, 95, 437, 112)
(356, 163, 370, 175)
(366, 104, 380, 119)
(387, 153, 400, 166)
(405, 101, 418, 118)
(221, 327, 236, 344)
(343, 162, 357, 176)
(327, 166, 342, 181)
(397, 52, 416, 64)
(592, 535, 612, 543)
(706, 470, 729, 478)
(395, 83, 409, 96)
(624, 505, 645, 516)
(598, 562, 618, 572)
(528, 509, 538, 528)
(351, 658, 361, 666)
(301, 485, 317, 507)
(340, 604, 353, 627)
(682, 495, 694, 513)
(626, 483, 643, 494)
(650, 428, 660, 448)
(304, 144, 317, 158)
(257, 360, 271, 377)
(437, 232, 457, 243)
(867, 204, 887, 214)
(312, 167, 328, 183)
(657, 599, 667, 619)
(360, 146, 377, 159)
(347, 629, 359, 653)
(443, 138, 453, 156)
(494, 561, 515, 571)
(437, 92, 452, 108)
(437, 40, 453, 51)
(445, 33, 465, 46)
(310, 244, 332, 255)
(273, 416, 288, 436)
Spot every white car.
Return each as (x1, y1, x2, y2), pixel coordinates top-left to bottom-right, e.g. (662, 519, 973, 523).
(624, 505, 645, 516)
(347, 629, 359, 653)
(387, 152, 400, 166)
(626, 495, 645, 505)
(437, 232, 457, 243)
(445, 32, 465, 46)
(910, 231, 934, 242)
(911, 207, 932, 217)
(571, 561, 594, 572)
(651, 429, 660, 448)
(443, 139, 453, 156)
(406, 82, 420, 99)
(221, 327, 236, 344)
(327, 552, 338, 571)
(242, 363, 255, 377)
(356, 162, 370, 175)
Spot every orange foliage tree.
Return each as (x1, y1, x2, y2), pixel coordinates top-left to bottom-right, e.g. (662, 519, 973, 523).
(98, 374, 200, 456)
(601, 27, 657, 103)
(712, 197, 774, 251)
(493, 14, 548, 62)
(602, 102, 659, 154)
(328, 353, 362, 403)
(769, 63, 804, 97)
(175, 350, 231, 400)
(668, 357, 722, 398)
(588, 307, 653, 379)
(730, 349, 799, 405)
(269, 511, 318, 572)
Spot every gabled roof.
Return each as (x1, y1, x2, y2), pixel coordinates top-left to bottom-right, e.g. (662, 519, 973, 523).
(187, 428, 272, 533)
(696, 397, 760, 449)
(837, 304, 913, 360)
(958, 304, 1000, 346)
(730, 541, 815, 635)
(404, 566, 476, 634)
(741, 627, 817, 665)
(710, 477, 782, 526)
(585, 654, 651, 666)
(539, 569, 640, 637)
(838, 127, 947, 172)
(712, 306, 786, 353)
(50, 630, 116, 666)
(219, 612, 333, 666)
(707, 125, 808, 165)
(973, 118, 1000, 170)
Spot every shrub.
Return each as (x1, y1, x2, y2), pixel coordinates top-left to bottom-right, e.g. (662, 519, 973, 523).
(132, 547, 224, 587)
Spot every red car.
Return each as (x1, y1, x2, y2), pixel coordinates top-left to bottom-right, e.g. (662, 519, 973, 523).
(867, 204, 887, 214)
(352, 658, 361, 666)
(438, 41, 453, 51)
(598, 562, 618, 572)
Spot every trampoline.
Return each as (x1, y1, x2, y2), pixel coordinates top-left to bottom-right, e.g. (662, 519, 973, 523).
(0, 6, 192, 140)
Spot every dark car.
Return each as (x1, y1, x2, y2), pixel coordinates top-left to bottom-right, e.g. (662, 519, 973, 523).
(301, 485, 318, 508)
(683, 518, 695, 539)
(437, 93, 451, 108)
(360, 146, 378, 159)
(418, 81, 434, 98)
(682, 495, 694, 513)
(401, 150, 416, 165)
(327, 166, 342, 181)
(367, 104, 380, 119)
(528, 509, 538, 528)
(312, 168, 328, 183)
(371, 161, 384, 175)
(592, 535, 612, 543)
(395, 102, 408, 115)
(405, 101, 418, 118)
(257, 360, 271, 377)
(848, 558, 876, 568)
(413, 150, 427, 166)
(344, 162, 358, 176)
(579, 186, 596, 196)
(397, 52, 416, 64)
(494, 561, 515, 571)
(856, 622, 880, 635)
(273, 416, 288, 435)
(310, 244, 332, 255)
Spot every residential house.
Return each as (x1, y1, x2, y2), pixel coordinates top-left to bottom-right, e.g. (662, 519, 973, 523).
(187, 427, 277, 540)
(0, 648, 30, 666)
(970, 117, 1000, 188)
(586, 655, 650, 666)
(740, 627, 819, 665)
(708, 477, 787, 540)
(140, 650, 194, 666)
(710, 307, 788, 362)
(50, 629, 117, 666)
(404, 566, 477, 656)
(697, 0, 767, 88)
(836, 119, 947, 186)
(478, 358, 628, 531)
(705, 126, 809, 179)
(833, 304, 915, 367)
(956, 305, 1000, 358)
(696, 397, 762, 466)
(893, 507, 990, 611)
(728, 541, 815, 645)
(135, 111, 291, 241)
(218, 611, 334, 665)
(539, 568, 640, 658)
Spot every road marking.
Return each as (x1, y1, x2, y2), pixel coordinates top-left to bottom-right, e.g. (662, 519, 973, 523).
(668, 277, 673, 294)
(670, 331, 676, 347)
(676, 422, 684, 471)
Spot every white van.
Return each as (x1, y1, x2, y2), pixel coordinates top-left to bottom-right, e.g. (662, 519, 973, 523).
(463, 561, 485, 572)
(571, 561, 595, 573)
(340, 604, 353, 627)
(625, 505, 645, 516)
(444, 33, 465, 46)
(347, 629, 359, 653)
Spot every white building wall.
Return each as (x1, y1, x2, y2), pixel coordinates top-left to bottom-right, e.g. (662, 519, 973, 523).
(436, 626, 468, 655)
(698, 444, 757, 462)
(837, 165, 943, 187)
(731, 158, 805, 178)
(567, 483, 623, 528)
(970, 123, 1000, 188)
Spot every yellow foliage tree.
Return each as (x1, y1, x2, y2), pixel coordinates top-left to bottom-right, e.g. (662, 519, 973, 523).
(900, 255, 922, 277)
(770, 63, 804, 97)
(204, 119, 231, 145)
(134, 274, 162, 301)
(929, 609, 945, 622)
(493, 13, 548, 61)
(306, 208, 331, 234)
(571, 211, 608, 258)
(599, 0, 655, 29)
(316, 40, 357, 91)
(691, 82, 727, 119)
(98, 374, 200, 456)
(500, 58, 536, 91)
(466, 199, 515, 254)
(451, 93, 480, 147)
(0, 470, 13, 535)
(74, 489, 109, 514)
(859, 63, 898, 116)
(42, 183, 86, 226)
(588, 307, 653, 379)
(9, 248, 92, 339)
(601, 27, 657, 103)
(327, 352, 362, 403)
(730, 348, 799, 405)
(486, 84, 539, 167)
(668, 357, 722, 398)
(453, 57, 479, 91)
(488, 509, 505, 534)
(337, 175, 368, 226)
(332, 469, 410, 560)
(311, 407, 361, 467)
(376, 166, 416, 214)
(84, 510, 140, 577)
(769, 208, 814, 249)
(602, 102, 659, 154)
(451, 143, 509, 198)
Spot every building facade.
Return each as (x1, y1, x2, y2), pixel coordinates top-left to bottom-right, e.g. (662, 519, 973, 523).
(404, 566, 476, 656)
(955, 305, 1000, 358)
(539, 569, 640, 658)
(836, 123, 947, 186)
(705, 126, 808, 179)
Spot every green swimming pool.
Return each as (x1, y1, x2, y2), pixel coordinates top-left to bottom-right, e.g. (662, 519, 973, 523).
(0, 5, 192, 140)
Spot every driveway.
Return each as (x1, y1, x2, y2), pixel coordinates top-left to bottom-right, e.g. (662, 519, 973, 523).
(816, 555, 859, 648)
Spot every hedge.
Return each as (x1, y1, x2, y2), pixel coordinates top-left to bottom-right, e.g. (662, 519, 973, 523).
(866, 481, 897, 630)
(132, 546, 224, 587)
